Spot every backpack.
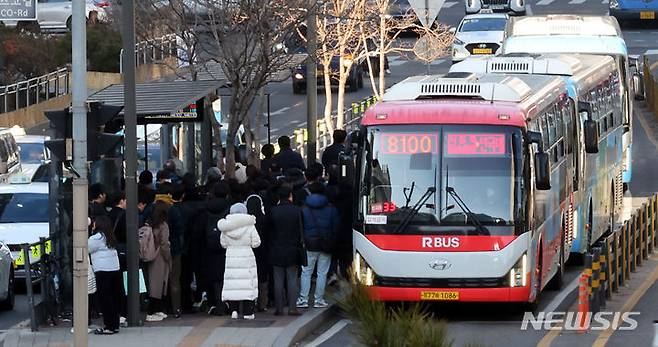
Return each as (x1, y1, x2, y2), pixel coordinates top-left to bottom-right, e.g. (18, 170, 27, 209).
(206, 210, 228, 252)
(138, 223, 159, 262)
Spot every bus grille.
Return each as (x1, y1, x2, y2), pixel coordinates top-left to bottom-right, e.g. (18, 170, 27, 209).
(374, 276, 507, 288)
(482, 0, 508, 6)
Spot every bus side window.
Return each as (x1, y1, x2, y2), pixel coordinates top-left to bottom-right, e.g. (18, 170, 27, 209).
(556, 105, 565, 158)
(540, 115, 549, 152)
(547, 113, 557, 163)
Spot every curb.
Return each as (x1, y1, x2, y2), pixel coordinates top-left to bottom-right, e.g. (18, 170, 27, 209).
(272, 303, 338, 347)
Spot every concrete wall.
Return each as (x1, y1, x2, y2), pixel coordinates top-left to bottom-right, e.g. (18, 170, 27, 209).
(0, 60, 180, 129)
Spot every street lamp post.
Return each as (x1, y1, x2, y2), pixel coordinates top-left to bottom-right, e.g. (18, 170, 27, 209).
(306, 0, 317, 164)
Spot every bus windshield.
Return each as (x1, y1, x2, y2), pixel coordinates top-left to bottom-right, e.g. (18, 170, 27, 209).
(362, 125, 524, 236)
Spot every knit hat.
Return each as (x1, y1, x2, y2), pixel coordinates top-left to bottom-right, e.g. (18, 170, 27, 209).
(229, 202, 248, 215)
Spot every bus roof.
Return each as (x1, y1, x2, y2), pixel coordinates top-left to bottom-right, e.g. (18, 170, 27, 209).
(505, 15, 622, 37)
(364, 73, 566, 127)
(449, 54, 617, 99)
(502, 36, 627, 57)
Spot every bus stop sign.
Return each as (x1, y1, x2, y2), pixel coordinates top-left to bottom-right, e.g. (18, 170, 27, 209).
(0, 0, 37, 21)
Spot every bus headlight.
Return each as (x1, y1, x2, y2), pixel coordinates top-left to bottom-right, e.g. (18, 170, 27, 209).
(354, 252, 375, 286)
(508, 253, 527, 287)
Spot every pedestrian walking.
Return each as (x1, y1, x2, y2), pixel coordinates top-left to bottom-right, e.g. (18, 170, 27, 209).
(268, 186, 304, 316)
(272, 136, 305, 172)
(260, 144, 275, 174)
(219, 203, 261, 319)
(145, 201, 172, 322)
(88, 216, 123, 334)
(297, 183, 339, 309)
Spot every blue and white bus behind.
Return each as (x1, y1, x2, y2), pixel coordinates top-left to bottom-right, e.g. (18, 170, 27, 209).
(450, 53, 625, 256)
(609, 0, 658, 23)
(502, 15, 633, 189)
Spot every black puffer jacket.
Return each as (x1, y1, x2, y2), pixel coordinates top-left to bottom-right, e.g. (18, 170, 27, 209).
(268, 201, 304, 267)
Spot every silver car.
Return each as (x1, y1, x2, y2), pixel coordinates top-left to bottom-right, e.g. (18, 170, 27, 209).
(451, 13, 508, 63)
(0, 241, 14, 311)
(1, 0, 107, 32)
(465, 0, 525, 15)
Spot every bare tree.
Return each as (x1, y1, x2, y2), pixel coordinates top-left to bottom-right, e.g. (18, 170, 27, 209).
(198, 0, 307, 176)
(123, 0, 306, 176)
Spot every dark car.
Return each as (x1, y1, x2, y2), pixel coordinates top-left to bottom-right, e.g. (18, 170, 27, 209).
(291, 47, 365, 94)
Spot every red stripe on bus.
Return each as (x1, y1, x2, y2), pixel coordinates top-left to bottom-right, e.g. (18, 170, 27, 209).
(365, 235, 517, 252)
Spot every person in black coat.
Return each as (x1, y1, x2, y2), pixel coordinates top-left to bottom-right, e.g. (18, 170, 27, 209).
(272, 136, 306, 173)
(196, 182, 232, 315)
(245, 178, 271, 311)
(326, 172, 354, 280)
(268, 186, 303, 316)
(321, 130, 347, 172)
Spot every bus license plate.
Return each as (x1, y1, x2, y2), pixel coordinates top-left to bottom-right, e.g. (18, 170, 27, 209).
(472, 48, 493, 55)
(640, 11, 655, 19)
(420, 291, 459, 301)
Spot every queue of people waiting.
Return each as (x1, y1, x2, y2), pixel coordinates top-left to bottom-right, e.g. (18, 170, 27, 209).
(85, 131, 352, 334)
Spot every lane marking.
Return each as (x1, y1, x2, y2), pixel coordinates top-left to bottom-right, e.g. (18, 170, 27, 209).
(536, 0, 555, 5)
(443, 1, 458, 7)
(568, 0, 587, 4)
(592, 261, 658, 347)
(602, 0, 609, 3)
(305, 319, 351, 347)
(537, 300, 579, 347)
(645, 49, 658, 55)
(389, 59, 407, 67)
(431, 59, 446, 66)
(543, 275, 580, 313)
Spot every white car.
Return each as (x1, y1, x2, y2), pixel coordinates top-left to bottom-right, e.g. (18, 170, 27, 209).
(451, 13, 509, 63)
(1, 0, 108, 32)
(465, 0, 525, 15)
(15, 135, 50, 182)
(0, 241, 14, 311)
(0, 179, 49, 281)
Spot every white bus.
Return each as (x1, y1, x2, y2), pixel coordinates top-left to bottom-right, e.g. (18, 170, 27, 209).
(450, 54, 625, 257)
(502, 15, 634, 189)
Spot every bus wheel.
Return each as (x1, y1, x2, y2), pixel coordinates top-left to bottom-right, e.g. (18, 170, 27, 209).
(547, 227, 565, 290)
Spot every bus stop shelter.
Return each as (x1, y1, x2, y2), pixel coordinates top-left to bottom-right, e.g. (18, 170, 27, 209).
(88, 80, 226, 179)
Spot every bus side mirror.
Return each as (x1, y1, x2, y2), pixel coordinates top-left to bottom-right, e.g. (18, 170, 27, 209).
(584, 119, 599, 154)
(535, 152, 551, 190)
(527, 131, 544, 152)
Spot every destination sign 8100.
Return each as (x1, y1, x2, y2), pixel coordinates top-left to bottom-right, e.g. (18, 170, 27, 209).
(0, 0, 37, 20)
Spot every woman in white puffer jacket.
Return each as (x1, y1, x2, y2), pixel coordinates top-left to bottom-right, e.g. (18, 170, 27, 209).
(219, 203, 261, 320)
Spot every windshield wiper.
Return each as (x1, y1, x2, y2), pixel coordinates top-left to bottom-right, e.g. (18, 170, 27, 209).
(445, 186, 489, 235)
(403, 181, 416, 208)
(393, 187, 436, 234)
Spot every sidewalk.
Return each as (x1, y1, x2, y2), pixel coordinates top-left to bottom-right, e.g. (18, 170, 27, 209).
(0, 304, 336, 347)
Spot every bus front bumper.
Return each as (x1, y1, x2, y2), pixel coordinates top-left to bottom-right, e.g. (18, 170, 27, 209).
(609, 8, 658, 20)
(368, 285, 532, 302)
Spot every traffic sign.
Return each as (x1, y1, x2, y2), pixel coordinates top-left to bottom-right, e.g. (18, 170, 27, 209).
(408, 0, 445, 28)
(0, 0, 37, 21)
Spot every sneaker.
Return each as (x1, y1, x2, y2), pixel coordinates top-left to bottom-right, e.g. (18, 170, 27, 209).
(313, 299, 328, 308)
(296, 298, 309, 308)
(174, 309, 182, 319)
(120, 317, 127, 327)
(146, 314, 164, 322)
(244, 314, 255, 320)
(155, 312, 167, 319)
(231, 311, 238, 319)
(385, 69, 392, 74)
(207, 306, 216, 315)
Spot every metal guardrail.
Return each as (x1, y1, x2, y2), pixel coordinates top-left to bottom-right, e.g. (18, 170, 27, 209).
(0, 68, 70, 114)
(0, 34, 178, 115)
(119, 34, 178, 74)
(20, 237, 54, 332)
(579, 195, 657, 317)
(291, 95, 378, 161)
